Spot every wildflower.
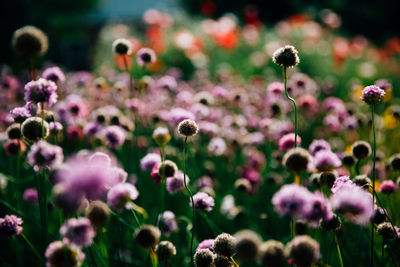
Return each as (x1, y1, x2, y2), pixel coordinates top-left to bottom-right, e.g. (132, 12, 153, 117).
(27, 140, 63, 171)
(24, 78, 58, 106)
(10, 106, 31, 123)
(278, 133, 301, 151)
(86, 200, 110, 227)
(320, 214, 342, 231)
(213, 255, 233, 267)
(353, 174, 371, 188)
(136, 47, 157, 66)
(313, 150, 341, 171)
(282, 148, 312, 173)
(330, 176, 355, 194)
(166, 171, 188, 194)
(158, 160, 178, 178)
(272, 45, 300, 68)
(178, 119, 199, 137)
(3, 140, 26, 156)
(23, 188, 39, 204)
(372, 208, 387, 224)
(341, 152, 356, 166)
(42, 67, 66, 83)
(152, 127, 171, 147)
(194, 249, 214, 267)
(351, 141, 371, 159)
(6, 123, 21, 139)
(272, 184, 313, 219)
(192, 192, 215, 212)
(134, 225, 161, 249)
(158, 211, 178, 236)
(21, 116, 50, 141)
(12, 25, 48, 56)
(197, 239, 214, 251)
(259, 240, 286, 267)
(0, 215, 23, 238)
(100, 125, 127, 149)
(361, 85, 385, 105)
(107, 183, 139, 211)
(286, 235, 320, 267)
(45, 240, 85, 267)
(377, 222, 399, 240)
(389, 154, 400, 171)
(156, 241, 176, 260)
(378, 180, 398, 194)
(60, 217, 96, 247)
(234, 178, 252, 193)
(305, 192, 333, 227)
(234, 229, 262, 261)
(213, 233, 236, 257)
(112, 38, 132, 55)
(319, 171, 337, 188)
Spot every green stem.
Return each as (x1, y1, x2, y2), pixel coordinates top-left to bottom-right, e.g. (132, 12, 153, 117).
(334, 233, 344, 267)
(131, 208, 141, 228)
(371, 104, 376, 267)
(283, 67, 298, 147)
(20, 233, 43, 262)
(355, 159, 361, 175)
(182, 137, 195, 266)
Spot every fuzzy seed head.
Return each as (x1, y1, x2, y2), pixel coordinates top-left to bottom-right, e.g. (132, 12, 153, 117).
(272, 45, 300, 68)
(178, 119, 199, 137)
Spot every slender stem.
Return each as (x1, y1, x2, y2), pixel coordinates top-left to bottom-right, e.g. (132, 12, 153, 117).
(20, 233, 43, 262)
(131, 208, 141, 228)
(371, 104, 376, 267)
(283, 67, 298, 147)
(355, 159, 361, 175)
(334, 233, 344, 267)
(182, 137, 195, 266)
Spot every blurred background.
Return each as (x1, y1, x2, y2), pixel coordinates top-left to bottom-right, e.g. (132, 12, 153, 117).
(1, 0, 399, 70)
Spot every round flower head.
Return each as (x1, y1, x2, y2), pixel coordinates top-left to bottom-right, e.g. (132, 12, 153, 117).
(21, 116, 50, 141)
(278, 133, 301, 151)
(152, 127, 171, 147)
(192, 192, 215, 212)
(197, 239, 214, 251)
(24, 78, 58, 106)
(377, 222, 399, 240)
(0, 214, 23, 238)
(112, 38, 132, 55)
(60, 217, 95, 248)
(136, 47, 157, 66)
(272, 184, 313, 219)
(100, 126, 126, 149)
(156, 241, 176, 260)
(233, 229, 262, 261)
(27, 140, 63, 171)
(166, 171, 188, 194)
(45, 240, 85, 267)
(158, 160, 178, 178)
(42, 67, 66, 83)
(320, 214, 342, 231)
(341, 152, 356, 167)
(12, 25, 48, 56)
(272, 45, 300, 68)
(389, 154, 400, 171)
(213, 255, 233, 267)
(313, 150, 341, 172)
(23, 188, 39, 204)
(259, 240, 286, 267)
(213, 233, 236, 257)
(107, 182, 139, 211)
(361, 85, 385, 105)
(6, 123, 21, 139)
(134, 225, 161, 249)
(194, 249, 214, 267)
(372, 208, 387, 224)
(10, 106, 31, 123)
(86, 200, 110, 227)
(158, 210, 178, 236)
(178, 119, 199, 137)
(379, 180, 398, 194)
(319, 171, 337, 188)
(351, 141, 371, 159)
(353, 174, 371, 188)
(3, 139, 26, 156)
(331, 186, 374, 225)
(305, 192, 333, 227)
(140, 152, 161, 171)
(282, 148, 312, 173)
(234, 178, 252, 193)
(330, 176, 355, 194)
(286, 235, 320, 267)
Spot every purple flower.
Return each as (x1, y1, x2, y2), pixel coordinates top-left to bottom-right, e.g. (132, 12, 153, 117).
(191, 192, 215, 212)
(100, 126, 127, 149)
(379, 180, 398, 194)
(197, 239, 214, 251)
(60, 217, 95, 247)
(45, 240, 85, 267)
(331, 186, 374, 225)
(23, 188, 38, 204)
(156, 75, 178, 91)
(140, 152, 161, 171)
(196, 176, 213, 189)
(167, 108, 195, 126)
(136, 47, 157, 66)
(66, 94, 88, 118)
(83, 122, 101, 136)
(166, 171, 188, 194)
(27, 140, 63, 171)
(10, 106, 31, 123)
(0, 215, 23, 238)
(305, 192, 333, 227)
(313, 150, 341, 171)
(331, 176, 355, 194)
(308, 139, 331, 156)
(24, 78, 58, 106)
(49, 121, 63, 132)
(374, 79, 391, 90)
(107, 182, 139, 211)
(272, 184, 313, 219)
(42, 67, 66, 83)
(278, 133, 301, 151)
(361, 85, 385, 105)
(158, 211, 178, 236)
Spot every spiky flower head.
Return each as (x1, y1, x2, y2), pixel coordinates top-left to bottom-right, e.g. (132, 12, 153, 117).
(112, 38, 132, 55)
(134, 225, 161, 249)
(234, 229, 262, 261)
(45, 240, 85, 267)
(178, 119, 199, 137)
(24, 78, 58, 106)
(21, 116, 50, 142)
(86, 200, 110, 227)
(351, 141, 371, 160)
(12, 25, 48, 57)
(0, 214, 23, 238)
(258, 240, 286, 267)
(156, 241, 176, 260)
(60, 217, 95, 248)
(272, 45, 300, 68)
(213, 233, 237, 257)
(361, 85, 385, 105)
(6, 123, 21, 139)
(389, 153, 400, 171)
(213, 255, 233, 267)
(282, 148, 312, 173)
(286, 235, 320, 267)
(194, 249, 214, 267)
(377, 222, 399, 240)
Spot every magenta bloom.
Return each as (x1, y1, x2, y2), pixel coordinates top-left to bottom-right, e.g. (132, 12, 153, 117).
(45, 240, 85, 267)
(24, 78, 58, 106)
(107, 182, 139, 211)
(0, 215, 23, 238)
(272, 184, 314, 219)
(140, 152, 161, 171)
(309, 139, 331, 156)
(197, 239, 215, 251)
(331, 176, 355, 194)
(379, 180, 398, 194)
(191, 192, 215, 212)
(158, 210, 178, 236)
(278, 133, 301, 151)
(166, 171, 188, 194)
(151, 162, 162, 184)
(361, 85, 385, 105)
(196, 176, 213, 189)
(331, 186, 374, 225)
(60, 217, 95, 247)
(23, 188, 39, 204)
(27, 140, 63, 171)
(10, 106, 31, 123)
(42, 67, 66, 83)
(100, 126, 127, 149)
(136, 47, 157, 66)
(313, 150, 341, 171)
(305, 192, 333, 227)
